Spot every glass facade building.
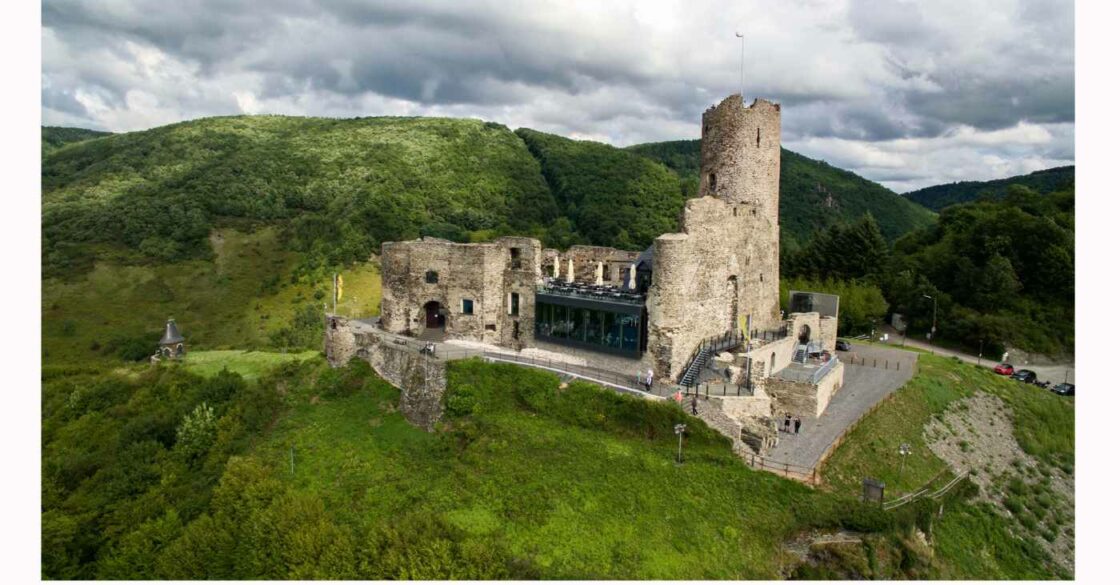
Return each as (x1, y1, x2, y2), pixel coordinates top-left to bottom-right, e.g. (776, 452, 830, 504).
(534, 291, 646, 357)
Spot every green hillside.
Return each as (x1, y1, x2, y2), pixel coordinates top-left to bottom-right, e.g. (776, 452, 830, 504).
(42, 353, 1063, 579)
(626, 139, 937, 246)
(903, 166, 1074, 211)
(515, 128, 685, 249)
(42, 126, 112, 157)
(42, 116, 559, 277)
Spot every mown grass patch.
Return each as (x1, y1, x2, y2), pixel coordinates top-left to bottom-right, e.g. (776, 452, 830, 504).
(181, 350, 320, 381)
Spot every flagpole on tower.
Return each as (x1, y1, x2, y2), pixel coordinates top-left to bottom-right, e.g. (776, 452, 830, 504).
(735, 31, 744, 104)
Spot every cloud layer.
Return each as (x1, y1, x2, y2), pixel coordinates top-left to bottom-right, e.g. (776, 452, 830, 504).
(42, 0, 1074, 191)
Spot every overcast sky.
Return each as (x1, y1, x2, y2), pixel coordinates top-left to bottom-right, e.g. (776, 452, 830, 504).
(41, 0, 1073, 192)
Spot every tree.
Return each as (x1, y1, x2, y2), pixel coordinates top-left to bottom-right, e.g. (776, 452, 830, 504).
(176, 402, 217, 461)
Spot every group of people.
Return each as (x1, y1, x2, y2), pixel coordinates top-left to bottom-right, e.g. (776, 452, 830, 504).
(780, 413, 802, 434)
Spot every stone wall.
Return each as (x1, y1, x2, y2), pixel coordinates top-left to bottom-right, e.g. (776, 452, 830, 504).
(324, 316, 449, 431)
(380, 236, 540, 348)
(541, 245, 639, 286)
(767, 360, 846, 419)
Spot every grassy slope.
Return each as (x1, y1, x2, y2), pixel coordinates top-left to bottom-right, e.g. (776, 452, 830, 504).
(181, 350, 320, 381)
(903, 166, 1075, 211)
(42, 226, 381, 364)
(625, 139, 937, 244)
(820, 351, 1073, 578)
(249, 359, 818, 579)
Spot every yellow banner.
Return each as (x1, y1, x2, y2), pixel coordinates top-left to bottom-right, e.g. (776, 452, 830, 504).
(335, 274, 343, 302)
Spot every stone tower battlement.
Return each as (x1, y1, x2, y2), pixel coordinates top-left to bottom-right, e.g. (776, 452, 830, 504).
(698, 95, 781, 220)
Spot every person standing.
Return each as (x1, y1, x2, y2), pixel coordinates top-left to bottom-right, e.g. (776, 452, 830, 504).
(645, 369, 654, 393)
(784, 413, 792, 433)
(691, 395, 699, 415)
(794, 417, 802, 434)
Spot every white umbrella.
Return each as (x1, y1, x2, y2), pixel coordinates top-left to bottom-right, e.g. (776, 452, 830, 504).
(595, 262, 604, 286)
(566, 257, 575, 283)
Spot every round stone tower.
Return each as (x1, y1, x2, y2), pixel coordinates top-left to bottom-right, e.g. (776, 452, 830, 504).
(696, 95, 782, 332)
(697, 94, 781, 218)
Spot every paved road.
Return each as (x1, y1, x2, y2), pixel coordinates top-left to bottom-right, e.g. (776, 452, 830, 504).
(869, 329, 1075, 385)
(765, 345, 915, 469)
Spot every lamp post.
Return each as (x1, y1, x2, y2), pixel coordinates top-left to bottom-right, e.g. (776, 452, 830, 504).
(922, 294, 938, 341)
(674, 423, 687, 464)
(898, 443, 912, 482)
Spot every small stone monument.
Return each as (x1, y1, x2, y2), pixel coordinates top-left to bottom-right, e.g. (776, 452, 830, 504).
(862, 477, 885, 505)
(158, 318, 186, 360)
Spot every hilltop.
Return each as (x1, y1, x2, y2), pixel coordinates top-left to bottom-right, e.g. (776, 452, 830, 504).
(903, 166, 1074, 211)
(41, 126, 112, 157)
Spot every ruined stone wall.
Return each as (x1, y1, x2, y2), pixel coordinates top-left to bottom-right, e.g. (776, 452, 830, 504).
(820, 316, 838, 351)
(767, 361, 845, 419)
(324, 316, 449, 431)
(752, 335, 797, 380)
(380, 236, 541, 346)
(543, 245, 639, 285)
(713, 394, 773, 421)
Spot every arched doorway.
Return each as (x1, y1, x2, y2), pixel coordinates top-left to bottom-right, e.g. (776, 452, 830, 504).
(423, 301, 446, 330)
(798, 324, 811, 344)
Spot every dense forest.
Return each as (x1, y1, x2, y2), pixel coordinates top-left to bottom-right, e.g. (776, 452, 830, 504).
(42, 118, 935, 279)
(41, 126, 112, 157)
(903, 165, 1074, 211)
(783, 186, 1075, 356)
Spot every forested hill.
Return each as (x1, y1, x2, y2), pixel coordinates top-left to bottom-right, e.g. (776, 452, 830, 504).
(626, 139, 936, 244)
(44, 116, 936, 279)
(903, 165, 1074, 211)
(41, 126, 112, 157)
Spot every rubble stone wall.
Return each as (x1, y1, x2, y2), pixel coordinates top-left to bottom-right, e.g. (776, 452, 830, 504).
(380, 236, 540, 348)
(324, 316, 448, 431)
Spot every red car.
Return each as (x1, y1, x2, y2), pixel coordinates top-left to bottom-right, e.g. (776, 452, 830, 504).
(993, 363, 1014, 375)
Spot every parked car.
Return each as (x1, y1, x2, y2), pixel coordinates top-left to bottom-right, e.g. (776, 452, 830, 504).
(836, 339, 852, 351)
(993, 363, 1014, 375)
(1011, 369, 1037, 384)
(1051, 383, 1075, 396)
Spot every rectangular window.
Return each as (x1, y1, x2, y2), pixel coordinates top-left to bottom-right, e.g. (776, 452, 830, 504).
(461, 299, 474, 315)
(425, 270, 439, 284)
(510, 248, 522, 270)
(509, 292, 520, 316)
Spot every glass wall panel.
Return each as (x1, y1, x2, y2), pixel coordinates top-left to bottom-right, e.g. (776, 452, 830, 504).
(620, 313, 640, 351)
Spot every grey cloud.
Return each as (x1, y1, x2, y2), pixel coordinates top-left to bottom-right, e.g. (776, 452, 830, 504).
(41, 0, 1074, 190)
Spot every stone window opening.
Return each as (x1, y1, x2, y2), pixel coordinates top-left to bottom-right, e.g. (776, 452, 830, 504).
(756, 127, 760, 147)
(330, 318, 337, 330)
(733, 207, 738, 217)
(751, 208, 757, 216)
(760, 272, 764, 282)
(425, 270, 439, 284)
(770, 352, 776, 375)
(509, 292, 520, 316)
(509, 247, 522, 270)
(485, 323, 497, 331)
(708, 172, 717, 192)
(461, 299, 474, 315)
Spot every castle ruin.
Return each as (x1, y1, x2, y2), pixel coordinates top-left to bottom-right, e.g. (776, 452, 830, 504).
(326, 95, 844, 455)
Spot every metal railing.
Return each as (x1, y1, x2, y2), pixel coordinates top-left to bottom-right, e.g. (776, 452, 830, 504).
(678, 330, 746, 385)
(882, 471, 970, 510)
(777, 354, 839, 384)
(681, 382, 754, 398)
(480, 351, 678, 398)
